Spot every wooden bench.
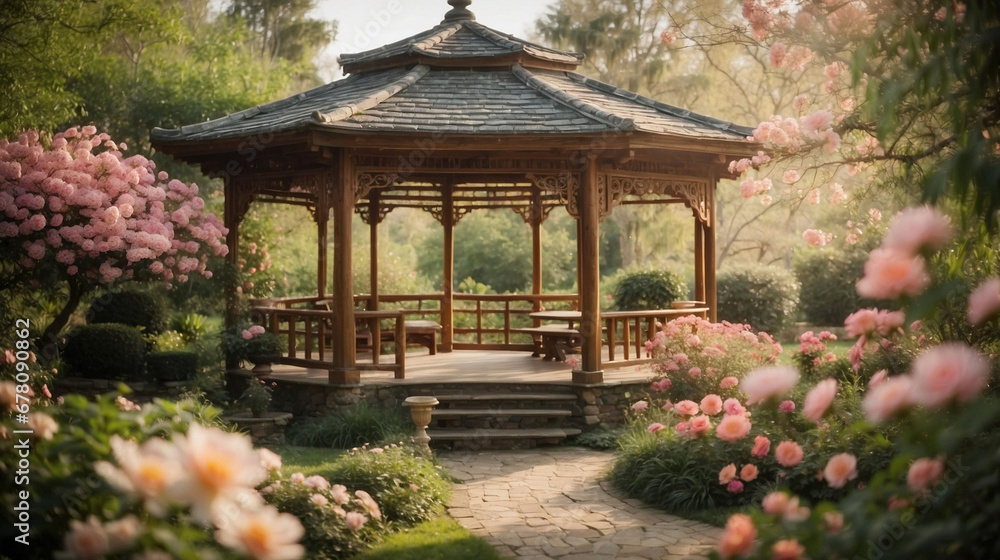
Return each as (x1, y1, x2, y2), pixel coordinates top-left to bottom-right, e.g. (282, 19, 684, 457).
(522, 325, 581, 362)
(375, 319, 442, 355)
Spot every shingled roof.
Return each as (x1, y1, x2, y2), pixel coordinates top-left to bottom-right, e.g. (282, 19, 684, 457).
(150, 0, 752, 145)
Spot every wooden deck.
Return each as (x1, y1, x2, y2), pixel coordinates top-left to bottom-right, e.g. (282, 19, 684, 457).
(264, 348, 657, 386)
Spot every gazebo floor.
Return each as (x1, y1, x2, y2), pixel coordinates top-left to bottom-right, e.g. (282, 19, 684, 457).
(265, 348, 656, 387)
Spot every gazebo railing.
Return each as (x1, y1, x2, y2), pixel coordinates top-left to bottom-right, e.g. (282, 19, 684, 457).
(603, 308, 709, 363)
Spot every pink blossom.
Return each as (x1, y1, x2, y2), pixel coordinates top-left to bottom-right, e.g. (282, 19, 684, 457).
(723, 398, 746, 416)
(689, 414, 712, 436)
(741, 366, 800, 404)
(674, 421, 692, 438)
(967, 277, 1000, 325)
(845, 308, 879, 337)
(793, 94, 810, 111)
(345, 512, 367, 532)
(659, 30, 676, 45)
(802, 378, 837, 423)
(823, 453, 858, 489)
(862, 375, 912, 423)
(631, 400, 649, 412)
(775, 441, 804, 467)
(869, 369, 888, 388)
(241, 330, 253, 340)
(800, 110, 834, 135)
(769, 42, 787, 67)
(856, 248, 931, 299)
(802, 229, 831, 246)
(883, 206, 953, 255)
(740, 463, 758, 482)
(715, 414, 751, 442)
(647, 422, 666, 433)
(726, 480, 745, 494)
(717, 513, 756, 559)
(719, 463, 738, 484)
(687, 366, 702, 377)
(907, 457, 945, 492)
(674, 400, 700, 416)
(823, 511, 844, 533)
(829, 183, 846, 205)
(762, 492, 790, 515)
(772, 539, 805, 560)
(778, 400, 795, 413)
(876, 310, 906, 335)
(909, 343, 989, 408)
(661, 400, 674, 411)
(650, 378, 672, 392)
(782, 170, 800, 184)
(719, 376, 739, 390)
(700, 394, 723, 416)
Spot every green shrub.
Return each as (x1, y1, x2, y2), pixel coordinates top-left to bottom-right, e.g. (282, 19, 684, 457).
(88, 288, 167, 334)
(717, 264, 800, 334)
(172, 312, 209, 343)
(794, 249, 882, 325)
(323, 444, 451, 526)
(287, 404, 409, 449)
(572, 426, 624, 449)
(63, 324, 146, 380)
(613, 269, 688, 310)
(355, 517, 503, 560)
(150, 329, 187, 352)
(146, 351, 199, 382)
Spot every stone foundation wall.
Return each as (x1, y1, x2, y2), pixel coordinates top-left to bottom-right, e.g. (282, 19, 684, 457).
(54, 377, 188, 403)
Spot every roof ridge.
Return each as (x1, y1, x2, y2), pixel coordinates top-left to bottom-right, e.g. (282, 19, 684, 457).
(312, 65, 430, 124)
(467, 22, 584, 64)
(463, 21, 525, 53)
(511, 65, 635, 131)
(563, 72, 754, 138)
(408, 23, 464, 56)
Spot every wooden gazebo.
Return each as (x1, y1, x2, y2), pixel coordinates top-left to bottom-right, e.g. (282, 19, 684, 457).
(151, 0, 755, 385)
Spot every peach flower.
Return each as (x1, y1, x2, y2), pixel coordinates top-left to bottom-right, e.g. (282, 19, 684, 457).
(700, 394, 724, 416)
(345, 512, 367, 532)
(675, 400, 700, 416)
(910, 343, 989, 408)
(740, 463, 759, 482)
(94, 435, 182, 516)
(751, 435, 771, 458)
(845, 308, 879, 337)
(717, 514, 757, 559)
(259, 448, 282, 472)
(779, 400, 795, 413)
(856, 248, 931, 300)
(823, 511, 844, 533)
(719, 463, 738, 484)
(803, 378, 837, 423)
(674, 421, 692, 438)
(631, 400, 649, 412)
(775, 441, 804, 467)
(647, 422, 666, 433)
(723, 398, 746, 416)
(720, 376, 739, 389)
(907, 456, 945, 492)
(862, 375, 912, 423)
(882, 205, 953, 255)
(968, 277, 1000, 325)
(741, 366, 800, 404)
(772, 539, 806, 560)
(690, 415, 712, 436)
(60, 516, 109, 560)
(823, 453, 858, 489)
(716, 414, 752, 442)
(762, 492, 790, 515)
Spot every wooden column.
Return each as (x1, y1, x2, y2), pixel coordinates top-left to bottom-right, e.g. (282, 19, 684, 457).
(706, 178, 718, 322)
(575, 218, 583, 308)
(330, 152, 359, 384)
(369, 193, 380, 311)
(316, 194, 329, 299)
(223, 178, 242, 332)
(441, 182, 455, 352)
(575, 156, 604, 384)
(531, 187, 543, 313)
(694, 219, 705, 304)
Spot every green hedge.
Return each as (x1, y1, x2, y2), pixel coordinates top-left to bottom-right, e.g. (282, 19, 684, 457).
(613, 269, 688, 310)
(88, 289, 167, 334)
(63, 324, 146, 380)
(794, 249, 879, 325)
(146, 351, 199, 382)
(717, 264, 799, 334)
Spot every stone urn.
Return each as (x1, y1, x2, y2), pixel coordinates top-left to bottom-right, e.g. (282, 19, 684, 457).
(403, 396, 439, 448)
(247, 353, 281, 375)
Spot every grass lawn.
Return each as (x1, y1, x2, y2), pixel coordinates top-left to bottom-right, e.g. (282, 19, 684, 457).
(265, 444, 344, 477)
(355, 517, 502, 560)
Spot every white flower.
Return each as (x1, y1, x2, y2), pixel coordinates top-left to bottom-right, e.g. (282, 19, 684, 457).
(94, 436, 181, 516)
(56, 516, 109, 560)
(27, 412, 58, 440)
(259, 448, 282, 471)
(215, 505, 305, 560)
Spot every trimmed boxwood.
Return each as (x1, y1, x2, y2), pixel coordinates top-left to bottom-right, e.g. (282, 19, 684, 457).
(717, 264, 800, 334)
(613, 269, 688, 310)
(146, 351, 199, 382)
(63, 324, 146, 380)
(88, 289, 167, 334)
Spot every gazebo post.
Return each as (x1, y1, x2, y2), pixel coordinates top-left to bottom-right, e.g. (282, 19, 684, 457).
(574, 156, 604, 384)
(223, 178, 242, 333)
(317, 192, 329, 299)
(368, 193, 380, 311)
(531, 188, 543, 314)
(330, 151, 360, 384)
(694, 219, 706, 304)
(706, 179, 718, 322)
(441, 181, 455, 352)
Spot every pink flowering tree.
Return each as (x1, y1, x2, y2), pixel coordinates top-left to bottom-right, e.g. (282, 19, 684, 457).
(0, 126, 228, 353)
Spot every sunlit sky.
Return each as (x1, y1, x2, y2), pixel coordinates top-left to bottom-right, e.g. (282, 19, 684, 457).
(313, 0, 560, 79)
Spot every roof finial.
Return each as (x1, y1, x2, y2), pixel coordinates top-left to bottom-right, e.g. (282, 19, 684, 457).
(443, 0, 475, 22)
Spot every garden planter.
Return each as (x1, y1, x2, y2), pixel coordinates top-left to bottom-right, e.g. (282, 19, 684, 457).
(403, 396, 439, 449)
(247, 352, 282, 375)
(223, 411, 293, 446)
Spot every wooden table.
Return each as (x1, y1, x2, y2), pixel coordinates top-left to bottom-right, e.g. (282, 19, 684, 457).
(528, 310, 582, 328)
(526, 311, 583, 361)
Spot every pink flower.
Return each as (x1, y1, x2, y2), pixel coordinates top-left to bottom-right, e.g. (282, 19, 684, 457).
(690, 415, 712, 436)
(661, 400, 674, 411)
(241, 330, 253, 340)
(717, 513, 756, 559)
(862, 375, 912, 423)
(823, 453, 858, 489)
(727, 480, 745, 493)
(845, 308, 879, 337)
(869, 369, 888, 388)
(803, 378, 837, 423)
(647, 422, 666, 434)
(751, 435, 771, 458)
(651, 378, 672, 392)
(907, 456, 945, 492)
(700, 394, 723, 416)
(778, 400, 795, 413)
(673, 352, 689, 364)
(688, 366, 702, 377)
(772, 539, 806, 560)
(674, 400, 699, 416)
(823, 511, 844, 533)
(909, 343, 990, 408)
(674, 421, 692, 438)
(631, 400, 649, 412)
(741, 366, 800, 405)
(967, 277, 1000, 325)
(856, 248, 931, 300)
(883, 206, 953, 255)
(769, 42, 787, 66)
(330, 484, 350, 505)
(719, 463, 738, 484)
(720, 376, 739, 389)
(740, 463, 759, 482)
(345, 512, 367, 532)
(802, 228, 830, 246)
(775, 441, 804, 467)
(876, 310, 906, 335)
(723, 398, 746, 416)
(715, 414, 752, 442)
(762, 492, 790, 515)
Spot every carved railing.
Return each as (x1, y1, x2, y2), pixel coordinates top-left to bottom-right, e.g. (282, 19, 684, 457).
(603, 308, 709, 363)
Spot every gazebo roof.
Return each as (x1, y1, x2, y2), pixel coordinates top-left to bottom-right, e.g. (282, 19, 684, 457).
(150, 0, 752, 148)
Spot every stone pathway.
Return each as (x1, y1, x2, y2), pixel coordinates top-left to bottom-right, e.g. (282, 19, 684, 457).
(439, 447, 723, 560)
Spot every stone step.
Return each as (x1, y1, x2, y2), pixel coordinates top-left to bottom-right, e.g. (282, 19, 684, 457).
(426, 427, 582, 441)
(432, 408, 573, 419)
(433, 393, 577, 402)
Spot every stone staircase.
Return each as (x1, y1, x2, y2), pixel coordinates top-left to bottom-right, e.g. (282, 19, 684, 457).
(424, 391, 582, 450)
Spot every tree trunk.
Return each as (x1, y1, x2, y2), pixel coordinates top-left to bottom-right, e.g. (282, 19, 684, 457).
(37, 276, 86, 364)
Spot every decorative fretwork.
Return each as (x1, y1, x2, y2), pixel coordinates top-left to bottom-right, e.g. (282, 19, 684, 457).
(426, 206, 472, 226)
(527, 172, 580, 217)
(357, 203, 393, 225)
(356, 155, 575, 175)
(511, 203, 556, 224)
(355, 172, 398, 201)
(604, 159, 706, 178)
(605, 174, 711, 225)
